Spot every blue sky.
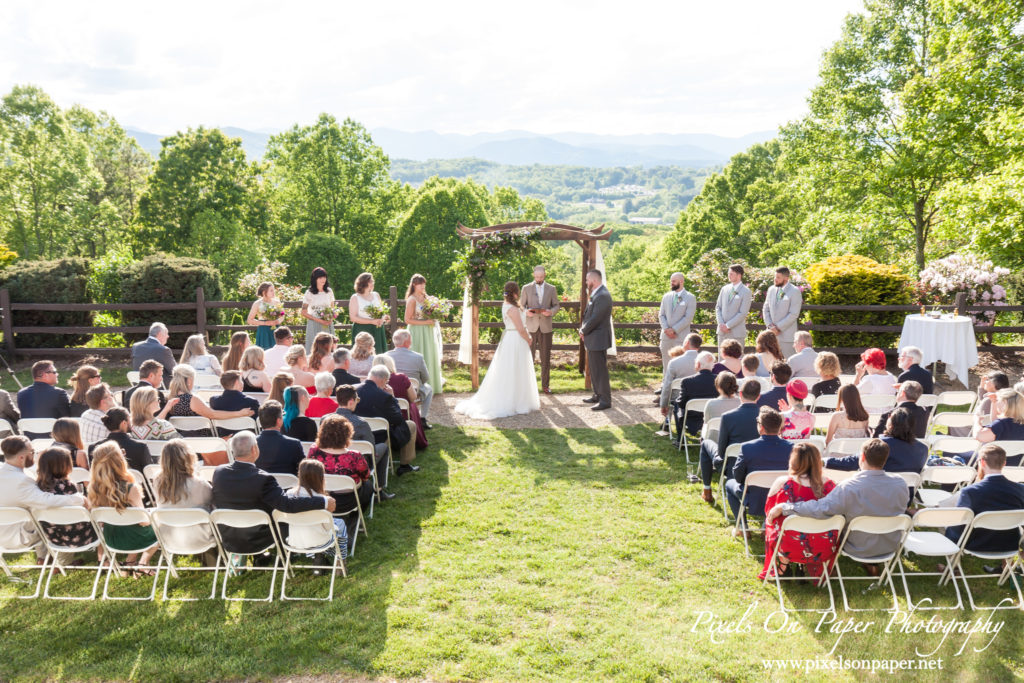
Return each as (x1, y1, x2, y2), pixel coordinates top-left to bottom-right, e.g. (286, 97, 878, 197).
(0, 0, 865, 137)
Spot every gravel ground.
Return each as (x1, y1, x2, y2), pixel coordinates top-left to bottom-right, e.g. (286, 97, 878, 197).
(432, 389, 664, 429)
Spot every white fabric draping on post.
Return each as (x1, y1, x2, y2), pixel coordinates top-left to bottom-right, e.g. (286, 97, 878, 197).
(458, 280, 473, 365)
(897, 314, 978, 385)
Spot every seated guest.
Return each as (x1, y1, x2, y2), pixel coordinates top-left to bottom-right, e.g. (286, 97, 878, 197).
(210, 371, 261, 414)
(872, 380, 928, 439)
(0, 435, 86, 560)
(263, 326, 294, 377)
(669, 351, 718, 441)
(698, 379, 762, 505)
(332, 348, 361, 387)
(153, 439, 215, 561)
(34, 446, 97, 550)
(88, 407, 153, 472)
(355, 365, 415, 475)
(308, 332, 337, 374)
(977, 388, 1024, 465)
(130, 322, 175, 388)
(778, 379, 814, 440)
(0, 387, 20, 436)
(288, 459, 349, 557)
(129, 386, 180, 441)
(80, 383, 116, 444)
(387, 328, 434, 422)
(767, 439, 909, 568)
(67, 365, 101, 418)
(123, 360, 167, 412)
(702, 372, 741, 443)
(739, 353, 765, 379)
(51, 418, 89, 469)
(167, 365, 254, 435)
(88, 442, 159, 570)
(336, 384, 391, 497)
(760, 443, 838, 580)
(306, 372, 340, 419)
(757, 361, 792, 409)
(307, 414, 375, 529)
(211, 431, 334, 557)
(282, 386, 318, 442)
(283, 346, 316, 391)
(17, 361, 71, 427)
(829, 407, 927, 474)
(725, 407, 793, 522)
(896, 345, 933, 395)
(267, 372, 293, 405)
(976, 371, 1011, 423)
(348, 331, 377, 379)
(712, 339, 743, 376)
(854, 347, 898, 408)
(810, 351, 841, 399)
(825, 384, 871, 444)
(220, 331, 250, 373)
(374, 354, 427, 450)
(755, 330, 784, 376)
(254, 401, 305, 475)
(658, 333, 702, 411)
(945, 444, 1024, 553)
(239, 346, 272, 393)
(180, 333, 222, 376)
(787, 331, 818, 379)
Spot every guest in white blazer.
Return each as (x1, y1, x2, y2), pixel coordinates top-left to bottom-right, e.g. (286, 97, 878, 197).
(0, 435, 87, 558)
(658, 273, 697, 372)
(762, 266, 803, 357)
(715, 264, 752, 346)
(787, 331, 819, 379)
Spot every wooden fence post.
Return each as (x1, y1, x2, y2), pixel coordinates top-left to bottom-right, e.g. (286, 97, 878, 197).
(471, 301, 480, 390)
(389, 286, 399, 339)
(196, 287, 207, 339)
(0, 289, 14, 356)
(954, 292, 967, 316)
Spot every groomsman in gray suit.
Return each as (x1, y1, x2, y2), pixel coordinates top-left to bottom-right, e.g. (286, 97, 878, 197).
(762, 266, 803, 357)
(580, 270, 613, 411)
(658, 273, 696, 372)
(715, 264, 752, 346)
(521, 265, 560, 394)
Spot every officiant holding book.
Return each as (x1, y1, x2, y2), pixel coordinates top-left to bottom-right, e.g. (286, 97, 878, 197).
(522, 265, 560, 394)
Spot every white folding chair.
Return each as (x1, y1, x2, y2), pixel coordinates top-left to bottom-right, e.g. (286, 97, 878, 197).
(194, 390, 220, 403)
(272, 509, 347, 601)
(301, 441, 316, 456)
(0, 418, 15, 435)
(192, 373, 221, 390)
(812, 394, 839, 412)
(935, 391, 977, 413)
(143, 464, 163, 493)
(69, 467, 91, 489)
(812, 412, 834, 436)
(679, 398, 712, 466)
(701, 417, 722, 444)
(929, 436, 980, 463)
(212, 417, 259, 437)
(789, 436, 826, 453)
(916, 394, 939, 412)
(350, 439, 379, 518)
(196, 466, 218, 483)
(954, 510, 1024, 611)
(128, 468, 153, 503)
(18, 418, 56, 436)
(762, 514, 845, 614)
(916, 466, 976, 507)
(89, 507, 160, 601)
(839, 374, 858, 386)
(169, 416, 215, 435)
(734, 470, 788, 556)
(126, 371, 141, 385)
(397, 397, 410, 412)
(994, 441, 1024, 467)
(898, 507, 974, 611)
(822, 468, 857, 484)
(209, 509, 282, 602)
(271, 473, 299, 490)
(182, 437, 231, 463)
(324, 474, 368, 556)
(1002, 466, 1024, 484)
(896, 472, 922, 506)
(861, 395, 897, 416)
(926, 413, 975, 442)
(150, 508, 223, 601)
(833, 514, 913, 612)
(244, 392, 269, 404)
(400, 418, 418, 467)
(826, 438, 871, 457)
(142, 440, 168, 459)
(0, 507, 47, 598)
(363, 416, 393, 474)
(719, 443, 744, 521)
(32, 506, 104, 600)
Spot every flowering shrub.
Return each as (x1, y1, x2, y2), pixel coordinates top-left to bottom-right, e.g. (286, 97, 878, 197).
(236, 260, 304, 327)
(916, 254, 1010, 326)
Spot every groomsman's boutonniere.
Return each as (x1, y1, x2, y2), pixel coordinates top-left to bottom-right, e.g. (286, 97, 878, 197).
(777, 288, 785, 301)
(728, 286, 738, 303)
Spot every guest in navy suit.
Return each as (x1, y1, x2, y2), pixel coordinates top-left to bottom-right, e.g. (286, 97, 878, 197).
(756, 361, 792, 409)
(16, 361, 71, 424)
(254, 401, 305, 475)
(945, 444, 1024, 553)
(331, 348, 362, 388)
(355, 366, 414, 474)
(698, 379, 762, 504)
(896, 346, 933, 395)
(872, 381, 928, 438)
(670, 351, 719, 441)
(210, 371, 261, 413)
(725, 407, 794, 520)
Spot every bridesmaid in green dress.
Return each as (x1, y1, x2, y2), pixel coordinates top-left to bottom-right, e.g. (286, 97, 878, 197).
(247, 282, 285, 350)
(301, 267, 336, 352)
(88, 442, 158, 574)
(349, 272, 390, 352)
(404, 273, 444, 393)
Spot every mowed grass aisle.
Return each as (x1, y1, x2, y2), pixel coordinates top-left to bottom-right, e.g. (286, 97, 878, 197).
(1, 425, 1023, 681)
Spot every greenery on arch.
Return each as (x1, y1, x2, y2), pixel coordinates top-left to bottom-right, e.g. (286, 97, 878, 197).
(454, 228, 544, 304)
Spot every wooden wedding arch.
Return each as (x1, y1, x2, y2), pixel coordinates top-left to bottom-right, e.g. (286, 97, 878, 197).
(456, 221, 614, 390)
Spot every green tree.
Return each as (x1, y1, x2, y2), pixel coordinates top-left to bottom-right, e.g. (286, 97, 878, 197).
(280, 233, 363, 297)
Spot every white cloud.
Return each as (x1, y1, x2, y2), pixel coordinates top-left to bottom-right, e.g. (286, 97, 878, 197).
(0, 0, 864, 136)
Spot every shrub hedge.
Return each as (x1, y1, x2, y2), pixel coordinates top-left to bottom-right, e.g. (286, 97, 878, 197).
(280, 233, 363, 301)
(0, 258, 92, 348)
(119, 254, 222, 347)
(804, 254, 911, 349)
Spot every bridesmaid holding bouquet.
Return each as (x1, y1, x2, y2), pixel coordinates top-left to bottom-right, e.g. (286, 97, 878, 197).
(301, 267, 337, 352)
(247, 282, 285, 350)
(349, 272, 390, 353)
(404, 273, 444, 393)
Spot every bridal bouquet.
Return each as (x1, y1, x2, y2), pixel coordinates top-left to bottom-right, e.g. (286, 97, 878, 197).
(420, 295, 453, 320)
(364, 302, 390, 320)
(257, 300, 285, 321)
(313, 304, 340, 322)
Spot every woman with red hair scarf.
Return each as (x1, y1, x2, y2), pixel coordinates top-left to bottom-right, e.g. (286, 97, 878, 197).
(853, 347, 897, 411)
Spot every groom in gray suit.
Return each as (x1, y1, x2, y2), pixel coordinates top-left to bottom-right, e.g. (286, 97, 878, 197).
(580, 270, 613, 411)
(762, 266, 803, 357)
(715, 264, 751, 346)
(658, 272, 696, 372)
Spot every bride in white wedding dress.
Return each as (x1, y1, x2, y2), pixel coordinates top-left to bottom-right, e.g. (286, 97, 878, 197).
(455, 281, 541, 420)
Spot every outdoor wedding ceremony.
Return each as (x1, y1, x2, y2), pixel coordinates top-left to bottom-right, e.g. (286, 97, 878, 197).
(2, 0, 1024, 681)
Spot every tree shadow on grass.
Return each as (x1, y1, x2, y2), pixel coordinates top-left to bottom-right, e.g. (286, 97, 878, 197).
(0, 449, 452, 681)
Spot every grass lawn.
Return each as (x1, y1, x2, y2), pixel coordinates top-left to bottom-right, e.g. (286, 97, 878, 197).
(2, 425, 1022, 681)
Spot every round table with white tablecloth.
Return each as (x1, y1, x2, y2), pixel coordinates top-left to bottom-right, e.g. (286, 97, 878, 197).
(897, 314, 978, 385)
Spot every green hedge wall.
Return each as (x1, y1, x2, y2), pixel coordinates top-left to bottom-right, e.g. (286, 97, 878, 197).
(0, 258, 92, 349)
(280, 233, 364, 300)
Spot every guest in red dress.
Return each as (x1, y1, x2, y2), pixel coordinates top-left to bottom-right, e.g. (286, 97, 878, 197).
(307, 414, 374, 514)
(373, 354, 428, 450)
(760, 443, 839, 580)
(306, 372, 340, 418)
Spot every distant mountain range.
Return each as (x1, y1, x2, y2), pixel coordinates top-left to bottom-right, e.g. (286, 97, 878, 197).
(125, 126, 774, 168)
